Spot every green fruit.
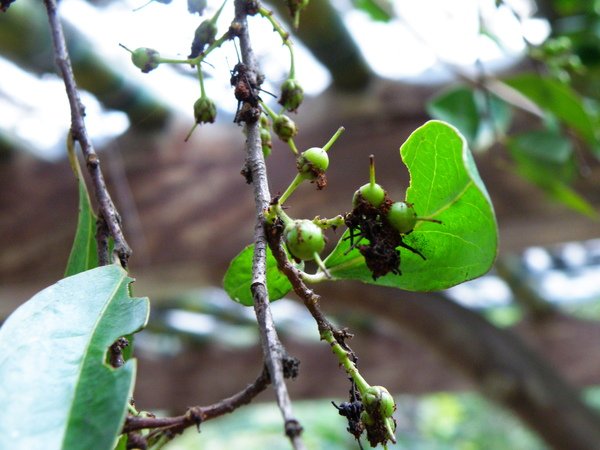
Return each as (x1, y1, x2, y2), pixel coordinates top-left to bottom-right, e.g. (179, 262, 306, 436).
(297, 147, 329, 179)
(284, 220, 325, 261)
(353, 182, 385, 208)
(131, 48, 161, 73)
(273, 114, 298, 142)
(364, 386, 395, 418)
(387, 201, 417, 234)
(193, 97, 217, 124)
(278, 78, 304, 112)
(260, 114, 270, 128)
(189, 20, 218, 58)
(260, 127, 272, 157)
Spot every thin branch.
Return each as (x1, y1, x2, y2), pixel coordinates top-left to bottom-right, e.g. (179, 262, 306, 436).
(265, 223, 354, 354)
(42, 0, 132, 268)
(123, 367, 271, 434)
(233, 1, 305, 448)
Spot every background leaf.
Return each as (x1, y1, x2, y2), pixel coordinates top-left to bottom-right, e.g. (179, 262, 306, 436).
(64, 178, 98, 276)
(503, 74, 600, 151)
(507, 130, 598, 217)
(427, 85, 512, 150)
(324, 121, 498, 291)
(352, 0, 394, 22)
(0, 265, 149, 450)
(427, 87, 480, 144)
(223, 244, 293, 306)
(64, 134, 98, 276)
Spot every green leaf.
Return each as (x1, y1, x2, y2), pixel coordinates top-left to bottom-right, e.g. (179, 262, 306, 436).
(508, 129, 573, 165)
(324, 121, 498, 291)
(0, 265, 149, 450)
(427, 85, 512, 150)
(427, 87, 480, 144)
(352, 0, 394, 21)
(65, 133, 98, 276)
(507, 132, 598, 217)
(223, 244, 293, 306)
(114, 435, 128, 450)
(65, 178, 98, 276)
(504, 74, 600, 150)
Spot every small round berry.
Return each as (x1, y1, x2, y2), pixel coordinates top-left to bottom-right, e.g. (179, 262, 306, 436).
(273, 114, 298, 142)
(284, 219, 326, 261)
(131, 48, 161, 73)
(364, 386, 395, 418)
(353, 183, 385, 208)
(189, 20, 218, 58)
(387, 201, 417, 234)
(297, 147, 329, 179)
(260, 127, 272, 158)
(260, 114, 270, 129)
(193, 97, 217, 124)
(278, 78, 304, 112)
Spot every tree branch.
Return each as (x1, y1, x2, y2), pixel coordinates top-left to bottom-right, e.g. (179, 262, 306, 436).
(266, 223, 357, 359)
(42, 0, 132, 268)
(123, 367, 271, 435)
(234, 1, 305, 448)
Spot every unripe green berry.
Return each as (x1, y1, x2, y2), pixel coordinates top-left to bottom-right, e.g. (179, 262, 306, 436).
(260, 127, 272, 158)
(273, 114, 298, 142)
(189, 20, 218, 58)
(284, 219, 325, 261)
(193, 97, 217, 124)
(260, 114, 270, 129)
(364, 386, 395, 418)
(353, 183, 385, 208)
(131, 48, 161, 73)
(297, 147, 328, 179)
(387, 201, 417, 234)
(286, 0, 310, 18)
(279, 78, 304, 112)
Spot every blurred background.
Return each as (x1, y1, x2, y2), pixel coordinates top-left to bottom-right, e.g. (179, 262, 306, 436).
(1, 0, 600, 448)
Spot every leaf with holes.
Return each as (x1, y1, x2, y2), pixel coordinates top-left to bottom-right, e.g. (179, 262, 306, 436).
(0, 265, 149, 450)
(324, 120, 498, 291)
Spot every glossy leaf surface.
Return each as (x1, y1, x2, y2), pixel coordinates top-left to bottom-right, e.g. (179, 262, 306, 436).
(324, 121, 498, 291)
(223, 244, 292, 306)
(0, 265, 149, 450)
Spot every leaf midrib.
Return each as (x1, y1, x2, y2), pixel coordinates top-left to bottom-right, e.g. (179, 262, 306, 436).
(60, 268, 126, 449)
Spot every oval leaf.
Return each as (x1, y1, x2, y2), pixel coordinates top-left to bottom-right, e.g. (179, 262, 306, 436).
(0, 265, 149, 450)
(223, 244, 293, 306)
(325, 120, 498, 291)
